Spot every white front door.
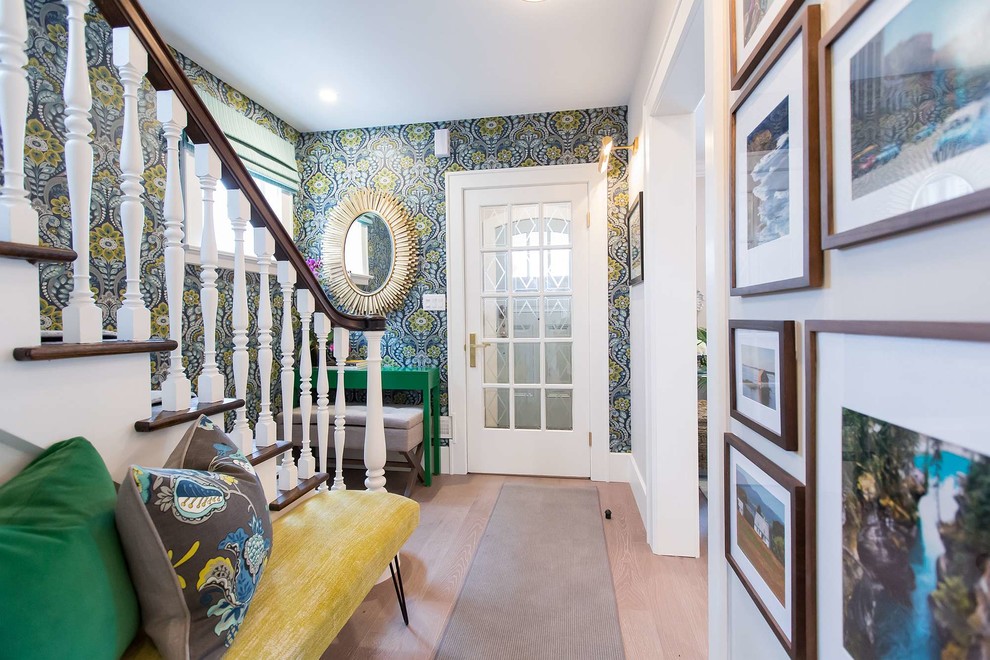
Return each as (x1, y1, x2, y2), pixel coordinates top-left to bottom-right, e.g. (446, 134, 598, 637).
(462, 183, 591, 477)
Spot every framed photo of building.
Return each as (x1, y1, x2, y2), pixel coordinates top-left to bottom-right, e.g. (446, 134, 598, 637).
(806, 321, 990, 659)
(627, 191, 644, 286)
(821, 0, 990, 249)
(731, 6, 823, 296)
(724, 432, 807, 657)
(731, 0, 805, 90)
(729, 320, 798, 451)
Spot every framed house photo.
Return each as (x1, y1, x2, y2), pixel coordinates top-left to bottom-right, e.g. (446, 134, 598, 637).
(731, 0, 805, 90)
(729, 320, 798, 451)
(821, 0, 990, 249)
(805, 321, 990, 659)
(725, 432, 808, 657)
(627, 191, 644, 286)
(731, 6, 823, 296)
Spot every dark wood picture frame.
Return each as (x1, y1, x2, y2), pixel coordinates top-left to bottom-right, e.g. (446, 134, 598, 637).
(730, 6, 823, 297)
(724, 432, 808, 657)
(803, 320, 990, 660)
(729, 319, 798, 451)
(820, 0, 990, 249)
(730, 0, 805, 90)
(627, 191, 644, 286)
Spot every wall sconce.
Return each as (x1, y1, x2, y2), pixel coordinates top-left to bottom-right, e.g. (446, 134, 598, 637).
(598, 136, 639, 174)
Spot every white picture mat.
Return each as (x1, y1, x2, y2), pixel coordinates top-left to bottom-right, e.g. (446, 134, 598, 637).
(729, 444, 794, 641)
(735, 328, 783, 434)
(736, 0, 790, 69)
(831, 0, 990, 233)
(734, 37, 807, 289)
(815, 332, 990, 659)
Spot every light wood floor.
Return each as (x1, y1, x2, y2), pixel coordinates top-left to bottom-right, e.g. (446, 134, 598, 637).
(324, 473, 708, 659)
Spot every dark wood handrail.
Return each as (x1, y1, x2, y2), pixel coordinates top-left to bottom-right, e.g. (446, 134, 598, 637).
(94, 0, 385, 332)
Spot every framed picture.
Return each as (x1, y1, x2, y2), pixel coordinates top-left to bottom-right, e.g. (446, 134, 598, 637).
(725, 432, 807, 657)
(730, 6, 823, 296)
(731, 0, 805, 90)
(821, 0, 990, 249)
(627, 191, 644, 286)
(806, 321, 990, 659)
(729, 320, 798, 451)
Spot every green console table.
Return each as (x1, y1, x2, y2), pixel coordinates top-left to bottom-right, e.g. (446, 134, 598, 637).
(296, 366, 441, 486)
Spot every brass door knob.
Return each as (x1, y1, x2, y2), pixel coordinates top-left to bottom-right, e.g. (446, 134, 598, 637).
(465, 333, 492, 368)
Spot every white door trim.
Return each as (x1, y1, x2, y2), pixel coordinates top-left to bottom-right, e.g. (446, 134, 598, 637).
(446, 163, 610, 480)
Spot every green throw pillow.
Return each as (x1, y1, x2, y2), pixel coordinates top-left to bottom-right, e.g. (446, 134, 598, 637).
(0, 437, 139, 659)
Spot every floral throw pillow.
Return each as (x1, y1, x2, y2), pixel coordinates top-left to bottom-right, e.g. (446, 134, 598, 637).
(116, 416, 273, 660)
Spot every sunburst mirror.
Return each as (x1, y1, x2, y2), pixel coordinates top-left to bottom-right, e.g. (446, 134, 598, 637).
(322, 188, 418, 316)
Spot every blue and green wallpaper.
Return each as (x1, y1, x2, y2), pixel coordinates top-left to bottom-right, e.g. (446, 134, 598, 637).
(295, 111, 633, 452)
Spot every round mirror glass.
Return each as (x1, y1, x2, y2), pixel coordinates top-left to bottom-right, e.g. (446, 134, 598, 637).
(343, 212, 394, 294)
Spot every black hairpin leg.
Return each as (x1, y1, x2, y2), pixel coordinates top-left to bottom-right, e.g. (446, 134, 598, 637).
(389, 554, 409, 626)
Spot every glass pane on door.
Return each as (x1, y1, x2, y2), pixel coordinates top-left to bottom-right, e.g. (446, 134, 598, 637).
(513, 297, 540, 338)
(546, 389, 573, 430)
(514, 389, 541, 429)
(484, 388, 510, 429)
(545, 342, 572, 384)
(513, 343, 540, 384)
(484, 297, 508, 338)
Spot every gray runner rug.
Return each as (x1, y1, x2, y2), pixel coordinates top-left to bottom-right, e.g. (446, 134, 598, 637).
(434, 483, 625, 660)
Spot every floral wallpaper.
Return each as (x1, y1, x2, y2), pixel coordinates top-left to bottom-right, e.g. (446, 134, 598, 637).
(296, 109, 633, 452)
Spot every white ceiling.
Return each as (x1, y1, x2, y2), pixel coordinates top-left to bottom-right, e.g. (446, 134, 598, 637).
(140, 0, 658, 133)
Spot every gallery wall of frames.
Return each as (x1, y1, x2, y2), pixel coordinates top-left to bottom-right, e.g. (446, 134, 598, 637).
(724, 0, 990, 658)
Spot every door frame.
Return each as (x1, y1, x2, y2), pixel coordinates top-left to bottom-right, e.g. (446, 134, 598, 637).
(446, 164, 611, 480)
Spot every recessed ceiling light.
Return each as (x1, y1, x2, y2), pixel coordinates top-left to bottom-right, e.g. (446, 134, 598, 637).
(318, 88, 338, 104)
(522, 0, 546, 3)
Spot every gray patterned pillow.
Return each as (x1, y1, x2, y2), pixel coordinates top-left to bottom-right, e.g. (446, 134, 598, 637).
(116, 416, 273, 660)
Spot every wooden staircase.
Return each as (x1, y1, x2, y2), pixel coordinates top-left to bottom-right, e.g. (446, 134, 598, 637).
(0, 0, 393, 509)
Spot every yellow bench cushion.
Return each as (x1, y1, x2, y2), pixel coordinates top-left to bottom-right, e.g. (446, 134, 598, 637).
(126, 490, 419, 659)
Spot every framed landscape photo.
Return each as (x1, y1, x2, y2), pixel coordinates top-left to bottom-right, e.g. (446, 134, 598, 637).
(724, 432, 807, 657)
(821, 0, 990, 249)
(627, 191, 644, 286)
(806, 321, 990, 659)
(731, 0, 805, 90)
(729, 320, 798, 451)
(731, 6, 823, 296)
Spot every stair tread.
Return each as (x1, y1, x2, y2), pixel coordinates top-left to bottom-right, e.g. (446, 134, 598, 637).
(248, 440, 292, 466)
(0, 241, 76, 264)
(13, 339, 178, 361)
(134, 397, 244, 433)
(269, 473, 329, 511)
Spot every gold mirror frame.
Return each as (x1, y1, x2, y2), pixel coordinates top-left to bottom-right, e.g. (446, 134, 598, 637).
(323, 188, 418, 315)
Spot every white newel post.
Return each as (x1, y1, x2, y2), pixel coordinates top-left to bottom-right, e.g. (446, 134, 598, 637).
(364, 330, 387, 492)
(61, 0, 101, 343)
(313, 313, 331, 487)
(276, 261, 297, 490)
(332, 327, 349, 491)
(0, 0, 38, 243)
(295, 289, 315, 479)
(157, 91, 190, 411)
(195, 144, 225, 402)
(253, 229, 277, 445)
(228, 189, 252, 452)
(112, 28, 150, 341)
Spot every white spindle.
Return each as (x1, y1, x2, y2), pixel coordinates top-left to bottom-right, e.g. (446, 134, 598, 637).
(0, 0, 37, 243)
(228, 189, 251, 452)
(61, 0, 101, 344)
(314, 313, 331, 487)
(195, 144, 224, 402)
(253, 228, 277, 445)
(364, 330, 387, 492)
(332, 327, 349, 491)
(296, 289, 315, 479)
(112, 28, 150, 341)
(276, 261, 297, 490)
(157, 91, 190, 411)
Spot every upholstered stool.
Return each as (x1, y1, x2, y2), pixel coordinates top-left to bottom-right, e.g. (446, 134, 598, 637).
(276, 404, 426, 496)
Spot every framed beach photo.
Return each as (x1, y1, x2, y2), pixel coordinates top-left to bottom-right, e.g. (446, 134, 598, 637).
(822, 0, 990, 249)
(729, 320, 798, 451)
(731, 0, 805, 90)
(627, 191, 644, 286)
(731, 6, 822, 296)
(725, 433, 807, 657)
(806, 321, 990, 659)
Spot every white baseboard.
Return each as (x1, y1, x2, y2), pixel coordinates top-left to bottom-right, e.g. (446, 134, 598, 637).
(606, 451, 631, 483)
(440, 445, 453, 474)
(628, 454, 649, 534)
